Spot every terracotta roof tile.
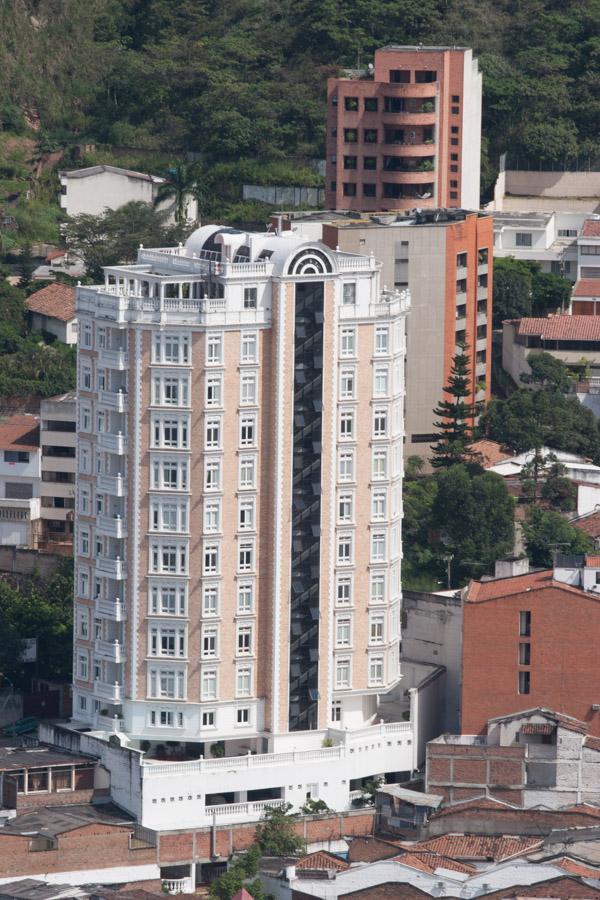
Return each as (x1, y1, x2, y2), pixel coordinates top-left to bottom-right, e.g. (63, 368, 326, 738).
(398, 834, 543, 862)
(582, 219, 600, 238)
(586, 554, 600, 567)
(392, 851, 476, 875)
(26, 283, 76, 322)
(572, 511, 600, 539)
(431, 797, 522, 818)
(45, 249, 65, 262)
(466, 569, 559, 602)
(470, 439, 513, 468)
(0, 414, 40, 452)
(518, 314, 600, 340)
(557, 857, 600, 878)
(573, 279, 600, 299)
(296, 851, 349, 871)
(584, 736, 600, 752)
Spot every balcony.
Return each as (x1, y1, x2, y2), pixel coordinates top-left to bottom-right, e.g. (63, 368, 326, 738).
(205, 798, 286, 820)
(161, 878, 194, 895)
(99, 389, 127, 413)
(99, 348, 129, 370)
(97, 514, 127, 539)
(95, 638, 126, 663)
(97, 598, 125, 621)
(98, 432, 127, 455)
(95, 556, 125, 579)
(94, 712, 125, 733)
(94, 679, 122, 703)
(97, 474, 126, 496)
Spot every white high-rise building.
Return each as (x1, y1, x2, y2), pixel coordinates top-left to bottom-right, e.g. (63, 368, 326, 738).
(71, 226, 414, 828)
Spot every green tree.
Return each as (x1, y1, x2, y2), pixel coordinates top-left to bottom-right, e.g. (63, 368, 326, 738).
(154, 162, 200, 226)
(530, 268, 572, 316)
(431, 346, 480, 468)
(523, 507, 593, 567)
(541, 461, 577, 511)
(492, 257, 533, 328)
(209, 846, 264, 900)
(254, 804, 306, 857)
(522, 352, 573, 392)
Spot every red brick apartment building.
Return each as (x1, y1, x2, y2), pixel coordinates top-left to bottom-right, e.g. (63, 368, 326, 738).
(461, 556, 600, 736)
(325, 46, 482, 213)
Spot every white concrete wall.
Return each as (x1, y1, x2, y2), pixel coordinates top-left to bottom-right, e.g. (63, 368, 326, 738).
(61, 171, 197, 225)
(577, 484, 600, 516)
(460, 51, 482, 210)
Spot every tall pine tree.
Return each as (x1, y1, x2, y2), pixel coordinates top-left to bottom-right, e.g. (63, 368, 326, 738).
(431, 345, 480, 468)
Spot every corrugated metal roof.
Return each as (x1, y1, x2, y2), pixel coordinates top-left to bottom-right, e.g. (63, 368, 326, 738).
(378, 785, 443, 807)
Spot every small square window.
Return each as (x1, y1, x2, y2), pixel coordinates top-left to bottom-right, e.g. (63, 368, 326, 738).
(237, 707, 250, 725)
(344, 96, 358, 111)
(450, 191, 458, 200)
(452, 106, 460, 115)
(344, 156, 357, 169)
(450, 164, 458, 173)
(451, 138, 459, 146)
(363, 156, 377, 170)
(518, 670, 530, 694)
(343, 183, 357, 197)
(363, 183, 376, 197)
(364, 97, 378, 111)
(364, 129, 377, 143)
(451, 153, 458, 161)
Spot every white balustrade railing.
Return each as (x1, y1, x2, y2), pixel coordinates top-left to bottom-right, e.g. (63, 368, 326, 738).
(161, 877, 193, 895)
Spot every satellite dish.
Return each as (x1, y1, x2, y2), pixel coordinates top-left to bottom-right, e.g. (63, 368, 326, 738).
(368, 62, 374, 72)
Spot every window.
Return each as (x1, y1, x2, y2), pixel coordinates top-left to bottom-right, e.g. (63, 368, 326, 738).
(239, 499, 255, 530)
(372, 490, 387, 520)
(204, 543, 219, 575)
(336, 576, 352, 606)
(204, 499, 221, 532)
(241, 373, 257, 405)
(519, 642, 531, 665)
(202, 625, 218, 659)
(373, 407, 388, 437)
(456, 279, 467, 294)
(149, 709, 184, 728)
(77, 653, 88, 680)
(149, 668, 185, 700)
(390, 69, 410, 83)
(363, 156, 377, 170)
(339, 450, 354, 482)
(238, 540, 254, 571)
(239, 456, 256, 488)
(4, 450, 29, 463)
(369, 613, 384, 644)
(241, 331, 258, 363)
(456, 252, 467, 269)
(205, 417, 221, 449)
(335, 658, 351, 689)
(201, 669, 218, 701)
(344, 156, 357, 169)
(344, 129, 357, 143)
(80, 363, 92, 391)
(374, 366, 389, 396)
(237, 624, 252, 655)
(240, 416, 256, 446)
(343, 183, 356, 197)
(375, 326, 389, 355)
(153, 416, 190, 449)
(79, 487, 90, 516)
(79, 528, 90, 556)
(82, 322, 92, 348)
(205, 459, 221, 491)
(237, 707, 250, 725)
(153, 333, 190, 365)
(344, 96, 358, 111)
(149, 624, 186, 658)
(236, 666, 252, 697)
(372, 449, 388, 480)
(342, 283, 356, 306)
(151, 499, 188, 533)
(331, 701, 342, 722)
(337, 534, 352, 564)
(78, 570, 89, 599)
(516, 232, 532, 248)
(152, 374, 190, 408)
(452, 105, 459, 114)
(202, 710, 215, 727)
(336, 617, 351, 647)
(363, 183, 376, 197)
(150, 541, 187, 575)
(80, 405, 91, 432)
(364, 97, 378, 111)
(150, 583, 187, 616)
(340, 368, 355, 398)
(206, 375, 223, 407)
(237, 581, 254, 614)
(340, 410, 354, 439)
(338, 493, 353, 522)
(558, 228, 578, 238)
(370, 573, 385, 603)
(371, 532, 386, 561)
(369, 655, 384, 685)
(518, 670, 530, 694)
(151, 458, 188, 491)
(519, 611, 531, 637)
(206, 333, 223, 365)
(450, 164, 458, 173)
(364, 129, 377, 143)
(340, 328, 356, 357)
(243, 287, 257, 309)
(451, 153, 458, 161)
(203, 585, 218, 617)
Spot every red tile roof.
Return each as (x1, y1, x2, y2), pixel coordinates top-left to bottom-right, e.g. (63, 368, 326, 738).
(392, 851, 476, 875)
(586, 554, 600, 567)
(582, 219, 600, 238)
(45, 249, 66, 262)
(557, 857, 600, 878)
(488, 707, 589, 736)
(0, 414, 40, 452)
(26, 283, 76, 322)
(470, 439, 513, 468)
(573, 279, 600, 298)
(518, 314, 600, 340)
(584, 735, 600, 752)
(431, 797, 522, 818)
(296, 851, 349, 871)
(466, 569, 563, 602)
(572, 510, 600, 539)
(398, 834, 543, 863)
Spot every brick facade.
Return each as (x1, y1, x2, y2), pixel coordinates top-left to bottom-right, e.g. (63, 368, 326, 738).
(426, 743, 525, 806)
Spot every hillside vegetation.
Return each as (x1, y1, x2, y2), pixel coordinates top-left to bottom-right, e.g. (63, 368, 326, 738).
(0, 0, 598, 194)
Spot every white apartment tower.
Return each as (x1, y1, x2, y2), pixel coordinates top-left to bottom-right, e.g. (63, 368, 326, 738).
(72, 226, 412, 824)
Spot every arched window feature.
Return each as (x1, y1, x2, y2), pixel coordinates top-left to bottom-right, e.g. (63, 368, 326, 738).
(287, 248, 333, 276)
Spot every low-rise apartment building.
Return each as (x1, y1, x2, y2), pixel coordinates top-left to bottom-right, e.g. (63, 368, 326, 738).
(0, 415, 41, 548)
(502, 314, 600, 384)
(493, 210, 586, 282)
(25, 284, 77, 344)
(40, 393, 76, 550)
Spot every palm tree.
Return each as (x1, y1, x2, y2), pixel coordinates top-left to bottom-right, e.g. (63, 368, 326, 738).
(154, 162, 201, 227)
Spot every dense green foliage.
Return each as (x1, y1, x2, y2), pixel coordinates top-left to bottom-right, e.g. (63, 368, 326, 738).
(0, 278, 76, 397)
(522, 352, 574, 392)
(431, 347, 480, 468)
(209, 846, 264, 900)
(523, 508, 593, 567)
(0, 558, 73, 689)
(492, 258, 572, 328)
(402, 464, 514, 589)
(1, 0, 599, 185)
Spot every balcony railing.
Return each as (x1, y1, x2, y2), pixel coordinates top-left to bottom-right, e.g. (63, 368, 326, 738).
(97, 598, 125, 621)
(98, 348, 129, 370)
(94, 679, 122, 703)
(97, 474, 126, 496)
(97, 514, 127, 539)
(95, 638, 126, 663)
(205, 798, 286, 819)
(99, 389, 127, 413)
(98, 432, 127, 455)
(95, 556, 125, 579)
(161, 878, 194, 895)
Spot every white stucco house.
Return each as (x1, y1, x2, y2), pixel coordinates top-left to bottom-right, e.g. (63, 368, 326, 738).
(59, 165, 198, 225)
